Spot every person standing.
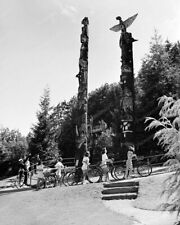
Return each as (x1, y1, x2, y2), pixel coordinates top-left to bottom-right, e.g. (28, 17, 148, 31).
(125, 144, 137, 179)
(36, 161, 46, 190)
(25, 158, 30, 171)
(31, 154, 41, 174)
(18, 158, 28, 186)
(55, 157, 64, 186)
(81, 151, 90, 184)
(101, 147, 109, 182)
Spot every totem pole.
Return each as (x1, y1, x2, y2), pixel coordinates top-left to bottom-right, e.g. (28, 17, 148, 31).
(75, 17, 89, 180)
(110, 14, 138, 147)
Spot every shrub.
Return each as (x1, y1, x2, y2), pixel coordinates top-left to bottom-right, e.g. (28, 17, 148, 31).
(145, 96, 180, 222)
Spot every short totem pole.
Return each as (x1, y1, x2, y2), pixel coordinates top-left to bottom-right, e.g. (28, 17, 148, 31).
(110, 14, 138, 147)
(75, 17, 89, 181)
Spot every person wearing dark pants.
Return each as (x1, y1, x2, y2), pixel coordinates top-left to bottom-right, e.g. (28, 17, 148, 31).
(18, 158, 28, 186)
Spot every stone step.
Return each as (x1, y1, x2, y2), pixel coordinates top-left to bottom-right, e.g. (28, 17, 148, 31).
(102, 186, 138, 195)
(102, 193, 137, 200)
(103, 181, 139, 188)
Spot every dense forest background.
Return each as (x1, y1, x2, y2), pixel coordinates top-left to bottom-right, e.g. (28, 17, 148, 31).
(1, 33, 180, 177)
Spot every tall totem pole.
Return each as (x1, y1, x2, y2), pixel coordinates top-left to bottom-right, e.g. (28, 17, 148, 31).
(110, 14, 138, 147)
(75, 17, 89, 176)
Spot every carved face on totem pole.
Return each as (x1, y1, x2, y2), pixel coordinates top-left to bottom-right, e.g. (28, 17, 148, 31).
(110, 14, 138, 144)
(81, 17, 89, 26)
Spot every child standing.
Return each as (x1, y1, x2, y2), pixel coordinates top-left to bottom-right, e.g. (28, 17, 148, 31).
(36, 161, 46, 190)
(55, 157, 64, 186)
(81, 152, 90, 184)
(125, 145, 137, 179)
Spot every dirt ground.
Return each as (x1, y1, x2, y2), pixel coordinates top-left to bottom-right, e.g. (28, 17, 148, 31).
(0, 183, 133, 225)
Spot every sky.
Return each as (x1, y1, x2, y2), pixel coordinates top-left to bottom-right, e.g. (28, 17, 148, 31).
(0, 0, 180, 136)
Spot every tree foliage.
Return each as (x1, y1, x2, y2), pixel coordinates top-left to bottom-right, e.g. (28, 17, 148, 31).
(96, 129, 113, 149)
(0, 128, 28, 161)
(28, 88, 56, 160)
(145, 96, 180, 219)
(88, 83, 123, 154)
(135, 33, 180, 155)
(57, 83, 123, 159)
(0, 127, 28, 177)
(57, 97, 77, 158)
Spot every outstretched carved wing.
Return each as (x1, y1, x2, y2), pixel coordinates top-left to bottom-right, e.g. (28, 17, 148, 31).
(110, 13, 138, 32)
(123, 13, 138, 29)
(110, 23, 124, 32)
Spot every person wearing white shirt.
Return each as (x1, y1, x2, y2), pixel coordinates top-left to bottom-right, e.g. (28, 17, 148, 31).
(81, 151, 90, 184)
(55, 157, 64, 186)
(125, 145, 137, 179)
(101, 147, 109, 182)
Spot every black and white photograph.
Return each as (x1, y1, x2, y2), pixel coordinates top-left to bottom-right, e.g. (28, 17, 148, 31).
(0, 0, 180, 225)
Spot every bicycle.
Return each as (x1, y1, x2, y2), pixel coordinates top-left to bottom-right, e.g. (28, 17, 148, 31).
(66, 159, 121, 185)
(113, 156, 152, 180)
(36, 169, 57, 190)
(66, 164, 102, 186)
(90, 159, 117, 182)
(87, 159, 117, 182)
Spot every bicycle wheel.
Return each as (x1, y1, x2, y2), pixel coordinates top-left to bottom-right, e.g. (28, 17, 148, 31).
(62, 172, 70, 186)
(137, 163, 152, 177)
(14, 176, 20, 188)
(46, 174, 56, 188)
(67, 172, 76, 186)
(87, 167, 102, 183)
(110, 166, 117, 180)
(37, 178, 46, 190)
(15, 173, 25, 188)
(114, 165, 125, 180)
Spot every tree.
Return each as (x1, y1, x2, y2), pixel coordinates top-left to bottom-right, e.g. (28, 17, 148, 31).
(57, 97, 77, 158)
(0, 128, 28, 161)
(88, 83, 123, 152)
(49, 101, 70, 158)
(96, 129, 113, 149)
(88, 83, 122, 125)
(145, 96, 180, 223)
(135, 33, 180, 155)
(163, 41, 180, 98)
(58, 83, 123, 159)
(0, 127, 28, 177)
(29, 88, 52, 160)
